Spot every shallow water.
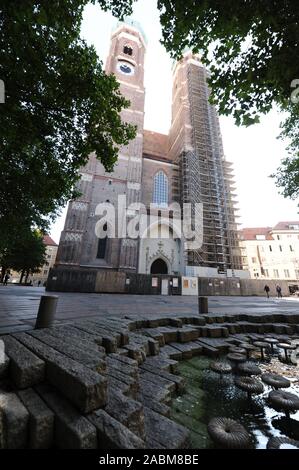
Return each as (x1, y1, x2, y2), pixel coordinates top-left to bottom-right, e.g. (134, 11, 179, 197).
(170, 355, 299, 449)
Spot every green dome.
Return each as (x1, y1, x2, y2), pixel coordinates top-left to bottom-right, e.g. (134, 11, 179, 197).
(115, 17, 147, 44)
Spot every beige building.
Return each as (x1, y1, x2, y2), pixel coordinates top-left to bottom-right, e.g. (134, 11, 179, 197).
(240, 222, 299, 283)
(10, 235, 58, 285)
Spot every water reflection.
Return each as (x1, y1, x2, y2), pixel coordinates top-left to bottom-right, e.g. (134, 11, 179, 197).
(170, 356, 299, 449)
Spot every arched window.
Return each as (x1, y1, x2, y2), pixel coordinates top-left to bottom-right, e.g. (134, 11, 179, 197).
(153, 171, 168, 207)
(97, 223, 107, 259)
(123, 45, 133, 56)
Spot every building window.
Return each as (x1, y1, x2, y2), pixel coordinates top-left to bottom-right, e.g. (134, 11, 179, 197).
(97, 223, 107, 259)
(295, 269, 299, 279)
(269, 245, 272, 252)
(273, 269, 279, 278)
(43, 270, 48, 275)
(290, 245, 294, 252)
(277, 235, 280, 240)
(123, 45, 133, 56)
(153, 171, 168, 207)
(251, 257, 257, 263)
(264, 269, 269, 277)
(284, 269, 290, 278)
(279, 245, 282, 252)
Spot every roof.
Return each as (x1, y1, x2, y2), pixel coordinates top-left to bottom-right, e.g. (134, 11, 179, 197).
(272, 221, 299, 231)
(143, 130, 172, 161)
(43, 235, 58, 247)
(240, 227, 273, 241)
(115, 17, 147, 44)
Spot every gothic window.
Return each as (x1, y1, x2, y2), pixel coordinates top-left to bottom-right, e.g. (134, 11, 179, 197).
(97, 223, 107, 259)
(123, 45, 133, 56)
(153, 171, 168, 207)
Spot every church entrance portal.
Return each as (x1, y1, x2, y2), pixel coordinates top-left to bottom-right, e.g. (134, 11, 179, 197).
(150, 258, 168, 274)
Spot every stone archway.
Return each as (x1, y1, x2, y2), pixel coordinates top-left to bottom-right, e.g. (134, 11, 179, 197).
(150, 258, 168, 274)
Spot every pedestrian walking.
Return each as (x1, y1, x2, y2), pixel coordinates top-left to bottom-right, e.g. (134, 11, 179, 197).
(276, 285, 282, 298)
(264, 284, 270, 298)
(3, 272, 10, 285)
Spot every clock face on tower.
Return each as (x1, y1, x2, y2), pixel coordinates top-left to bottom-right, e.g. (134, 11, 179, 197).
(117, 60, 135, 76)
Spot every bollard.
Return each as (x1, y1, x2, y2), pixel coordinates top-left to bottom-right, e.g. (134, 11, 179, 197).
(198, 296, 208, 314)
(35, 295, 58, 329)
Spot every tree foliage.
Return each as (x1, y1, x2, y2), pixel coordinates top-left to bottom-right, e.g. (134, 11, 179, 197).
(0, 229, 46, 283)
(0, 0, 136, 251)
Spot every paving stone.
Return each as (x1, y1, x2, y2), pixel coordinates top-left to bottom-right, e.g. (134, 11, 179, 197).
(174, 341, 203, 358)
(28, 330, 106, 374)
(196, 338, 228, 354)
(140, 370, 176, 395)
(90, 320, 129, 346)
(194, 340, 219, 357)
(107, 355, 138, 379)
(74, 322, 118, 353)
(124, 344, 146, 364)
(18, 388, 54, 449)
(14, 333, 107, 413)
(2, 336, 45, 389)
(147, 318, 169, 328)
(140, 362, 185, 393)
(137, 392, 170, 417)
(88, 409, 144, 449)
(107, 365, 138, 396)
(108, 353, 138, 369)
(157, 327, 178, 343)
(169, 318, 183, 328)
(46, 325, 106, 355)
(105, 388, 145, 439)
(139, 378, 171, 405)
(0, 391, 29, 448)
(144, 407, 190, 449)
(141, 329, 165, 347)
(35, 384, 97, 449)
(144, 355, 178, 374)
(0, 353, 10, 379)
(160, 344, 182, 360)
(108, 377, 132, 398)
(177, 327, 199, 343)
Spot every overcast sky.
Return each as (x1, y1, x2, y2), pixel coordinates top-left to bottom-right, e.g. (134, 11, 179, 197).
(50, 0, 298, 243)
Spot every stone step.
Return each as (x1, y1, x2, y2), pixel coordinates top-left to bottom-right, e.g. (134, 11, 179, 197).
(2, 336, 45, 389)
(194, 340, 219, 358)
(45, 325, 106, 355)
(160, 344, 182, 361)
(0, 391, 29, 448)
(13, 333, 107, 414)
(17, 388, 54, 449)
(87, 409, 144, 449)
(144, 407, 190, 449)
(170, 342, 202, 359)
(105, 388, 145, 439)
(28, 330, 106, 374)
(35, 384, 97, 448)
(140, 362, 185, 393)
(0, 353, 10, 379)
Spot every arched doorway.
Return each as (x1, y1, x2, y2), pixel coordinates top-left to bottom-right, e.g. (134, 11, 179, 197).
(150, 258, 168, 274)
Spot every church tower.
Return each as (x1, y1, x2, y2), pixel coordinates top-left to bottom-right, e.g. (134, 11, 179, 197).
(56, 20, 146, 272)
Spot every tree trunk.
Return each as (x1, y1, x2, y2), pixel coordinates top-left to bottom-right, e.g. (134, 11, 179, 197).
(25, 271, 29, 284)
(20, 270, 25, 284)
(1, 266, 7, 283)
